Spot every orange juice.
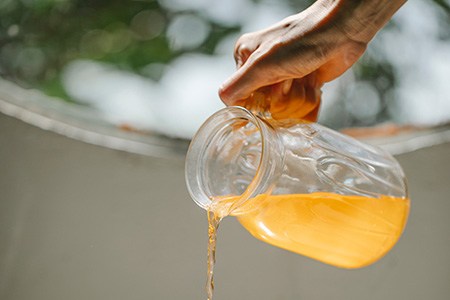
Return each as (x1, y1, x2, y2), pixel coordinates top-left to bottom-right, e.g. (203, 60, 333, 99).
(206, 210, 221, 300)
(213, 192, 409, 269)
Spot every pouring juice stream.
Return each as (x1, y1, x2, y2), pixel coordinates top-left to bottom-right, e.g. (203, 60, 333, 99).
(205, 192, 409, 299)
(189, 81, 409, 299)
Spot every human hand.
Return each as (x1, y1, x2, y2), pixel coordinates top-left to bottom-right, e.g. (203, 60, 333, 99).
(219, 0, 406, 120)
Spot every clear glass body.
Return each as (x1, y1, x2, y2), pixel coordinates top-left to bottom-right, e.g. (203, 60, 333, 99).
(186, 106, 410, 268)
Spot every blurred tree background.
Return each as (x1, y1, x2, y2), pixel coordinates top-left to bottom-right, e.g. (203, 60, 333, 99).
(0, 0, 241, 98)
(1, 0, 449, 135)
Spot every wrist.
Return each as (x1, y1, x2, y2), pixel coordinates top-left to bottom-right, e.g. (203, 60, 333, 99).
(330, 0, 407, 43)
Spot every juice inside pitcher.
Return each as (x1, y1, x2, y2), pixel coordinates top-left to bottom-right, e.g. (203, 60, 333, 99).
(211, 192, 409, 269)
(191, 77, 410, 300)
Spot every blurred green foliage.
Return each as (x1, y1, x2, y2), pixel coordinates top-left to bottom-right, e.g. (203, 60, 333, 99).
(0, 0, 449, 126)
(0, 0, 239, 98)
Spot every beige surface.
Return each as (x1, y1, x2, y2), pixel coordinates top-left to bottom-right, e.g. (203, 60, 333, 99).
(1, 112, 449, 300)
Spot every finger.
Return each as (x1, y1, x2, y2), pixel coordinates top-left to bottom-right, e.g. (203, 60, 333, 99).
(219, 58, 274, 105)
(235, 42, 255, 68)
(269, 79, 294, 111)
(270, 77, 321, 120)
(233, 33, 260, 68)
(220, 37, 330, 105)
(271, 79, 307, 119)
(282, 79, 293, 95)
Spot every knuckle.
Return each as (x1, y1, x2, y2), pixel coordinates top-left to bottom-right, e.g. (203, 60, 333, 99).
(234, 33, 259, 56)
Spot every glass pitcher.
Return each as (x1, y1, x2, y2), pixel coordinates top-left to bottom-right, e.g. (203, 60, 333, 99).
(185, 106, 410, 269)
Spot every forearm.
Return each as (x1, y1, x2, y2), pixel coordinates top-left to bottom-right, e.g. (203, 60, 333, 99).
(275, 0, 406, 47)
(219, 0, 407, 103)
(330, 0, 407, 42)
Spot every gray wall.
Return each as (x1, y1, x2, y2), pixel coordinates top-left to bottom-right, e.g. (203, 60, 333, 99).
(1, 113, 449, 300)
